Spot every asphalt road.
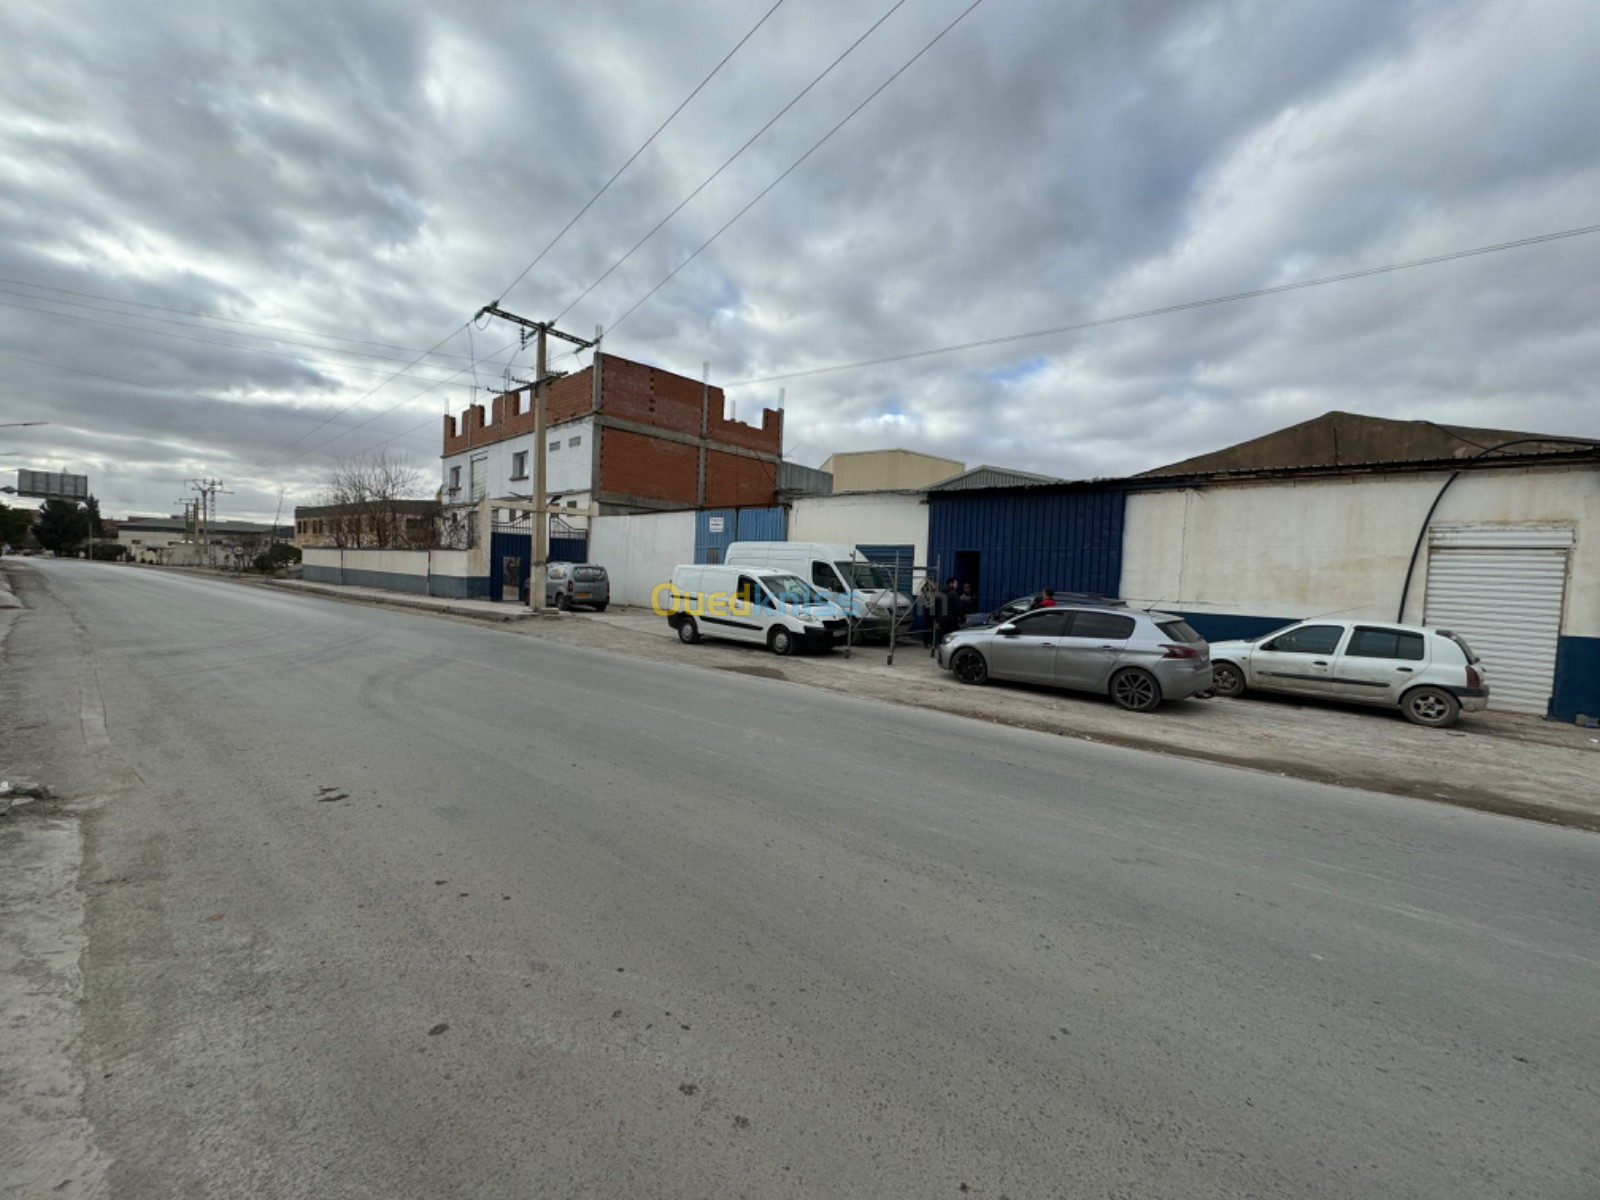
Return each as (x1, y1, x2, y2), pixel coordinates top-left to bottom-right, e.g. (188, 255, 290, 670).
(4, 559, 1598, 1199)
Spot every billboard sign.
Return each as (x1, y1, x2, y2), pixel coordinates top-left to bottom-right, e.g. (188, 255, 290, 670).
(15, 470, 89, 501)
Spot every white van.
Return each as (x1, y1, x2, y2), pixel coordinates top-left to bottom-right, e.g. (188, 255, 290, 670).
(723, 542, 913, 637)
(662, 564, 850, 655)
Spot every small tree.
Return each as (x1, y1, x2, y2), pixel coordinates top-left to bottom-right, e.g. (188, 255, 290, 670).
(33, 499, 89, 555)
(85, 494, 105, 537)
(253, 542, 301, 574)
(319, 451, 431, 548)
(0, 501, 33, 548)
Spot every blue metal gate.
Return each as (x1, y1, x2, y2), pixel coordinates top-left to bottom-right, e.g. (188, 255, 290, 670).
(694, 505, 787, 563)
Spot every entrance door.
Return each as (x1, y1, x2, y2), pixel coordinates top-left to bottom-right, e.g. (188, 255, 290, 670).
(1425, 525, 1572, 714)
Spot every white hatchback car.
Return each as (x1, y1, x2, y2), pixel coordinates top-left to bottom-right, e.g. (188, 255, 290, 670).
(1208, 620, 1488, 727)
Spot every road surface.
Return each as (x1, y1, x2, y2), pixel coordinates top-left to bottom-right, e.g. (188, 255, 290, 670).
(3, 559, 1597, 1199)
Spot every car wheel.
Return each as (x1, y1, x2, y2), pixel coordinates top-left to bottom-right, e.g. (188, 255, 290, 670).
(950, 648, 988, 685)
(769, 627, 795, 656)
(1110, 667, 1162, 713)
(1401, 686, 1460, 728)
(677, 617, 700, 645)
(555, 592, 570, 611)
(1212, 661, 1246, 698)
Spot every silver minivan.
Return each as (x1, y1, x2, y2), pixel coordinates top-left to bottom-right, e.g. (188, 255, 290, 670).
(937, 605, 1214, 712)
(521, 562, 610, 611)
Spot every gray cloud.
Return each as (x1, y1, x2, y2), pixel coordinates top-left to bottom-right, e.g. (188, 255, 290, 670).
(2, 0, 1597, 521)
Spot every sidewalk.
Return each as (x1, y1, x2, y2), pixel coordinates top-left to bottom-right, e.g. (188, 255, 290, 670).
(262, 578, 549, 623)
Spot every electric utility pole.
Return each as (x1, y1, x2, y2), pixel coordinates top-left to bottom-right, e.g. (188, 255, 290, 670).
(474, 303, 597, 612)
(189, 479, 230, 567)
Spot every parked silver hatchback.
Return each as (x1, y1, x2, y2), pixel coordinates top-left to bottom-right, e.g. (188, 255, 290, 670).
(936, 606, 1213, 712)
(521, 562, 610, 611)
(1208, 620, 1487, 727)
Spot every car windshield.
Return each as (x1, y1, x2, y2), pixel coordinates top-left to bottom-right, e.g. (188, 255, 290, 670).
(763, 574, 830, 606)
(573, 566, 606, 582)
(834, 560, 895, 590)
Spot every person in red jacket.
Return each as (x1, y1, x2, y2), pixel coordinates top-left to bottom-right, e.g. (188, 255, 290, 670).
(1034, 588, 1058, 609)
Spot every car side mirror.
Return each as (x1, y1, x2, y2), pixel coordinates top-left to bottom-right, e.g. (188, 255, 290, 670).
(996, 623, 1018, 636)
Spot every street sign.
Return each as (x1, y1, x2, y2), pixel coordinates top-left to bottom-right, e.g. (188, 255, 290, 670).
(708, 516, 725, 533)
(15, 470, 88, 501)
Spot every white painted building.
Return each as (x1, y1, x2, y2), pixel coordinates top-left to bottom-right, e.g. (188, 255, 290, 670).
(1120, 413, 1600, 717)
(788, 490, 930, 571)
(443, 414, 597, 518)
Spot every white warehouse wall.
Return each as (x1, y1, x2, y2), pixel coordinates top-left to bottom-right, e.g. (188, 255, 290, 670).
(441, 415, 595, 507)
(590, 509, 696, 608)
(1121, 465, 1600, 636)
(788, 492, 929, 564)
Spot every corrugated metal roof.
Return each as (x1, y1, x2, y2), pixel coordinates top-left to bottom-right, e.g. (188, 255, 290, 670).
(927, 465, 1062, 492)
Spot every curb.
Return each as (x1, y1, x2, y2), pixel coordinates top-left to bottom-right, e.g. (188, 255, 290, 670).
(261, 579, 548, 623)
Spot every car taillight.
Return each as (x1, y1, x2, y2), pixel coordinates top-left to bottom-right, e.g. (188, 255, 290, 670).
(567, 580, 574, 592)
(1160, 643, 1200, 659)
(1466, 665, 1482, 688)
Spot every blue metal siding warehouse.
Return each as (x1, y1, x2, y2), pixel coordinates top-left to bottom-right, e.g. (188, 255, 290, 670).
(927, 487, 1126, 612)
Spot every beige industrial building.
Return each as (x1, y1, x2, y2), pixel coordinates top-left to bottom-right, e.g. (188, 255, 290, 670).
(818, 449, 963, 494)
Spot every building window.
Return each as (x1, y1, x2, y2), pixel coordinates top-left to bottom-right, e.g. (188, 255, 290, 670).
(469, 453, 487, 501)
(548, 440, 560, 452)
(449, 465, 461, 491)
(568, 435, 582, 448)
(567, 499, 578, 508)
(511, 451, 528, 480)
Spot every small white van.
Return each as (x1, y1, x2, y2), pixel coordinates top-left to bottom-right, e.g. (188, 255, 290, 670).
(662, 564, 849, 655)
(723, 542, 913, 637)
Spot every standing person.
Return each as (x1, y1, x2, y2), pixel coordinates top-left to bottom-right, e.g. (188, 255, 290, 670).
(958, 582, 977, 626)
(919, 576, 941, 649)
(936, 577, 962, 646)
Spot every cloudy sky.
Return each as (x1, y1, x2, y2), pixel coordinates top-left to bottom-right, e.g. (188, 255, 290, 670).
(2, 0, 1597, 520)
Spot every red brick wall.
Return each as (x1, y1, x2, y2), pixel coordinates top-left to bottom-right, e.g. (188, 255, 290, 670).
(704, 449, 779, 507)
(598, 427, 699, 506)
(441, 368, 593, 456)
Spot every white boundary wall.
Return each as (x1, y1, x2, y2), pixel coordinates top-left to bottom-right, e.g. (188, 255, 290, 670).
(590, 509, 696, 608)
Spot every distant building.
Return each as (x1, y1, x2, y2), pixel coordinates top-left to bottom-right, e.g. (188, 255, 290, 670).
(441, 353, 783, 515)
(117, 515, 292, 565)
(294, 499, 440, 549)
(818, 449, 963, 493)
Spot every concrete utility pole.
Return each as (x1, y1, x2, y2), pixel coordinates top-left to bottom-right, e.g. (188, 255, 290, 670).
(473, 304, 596, 612)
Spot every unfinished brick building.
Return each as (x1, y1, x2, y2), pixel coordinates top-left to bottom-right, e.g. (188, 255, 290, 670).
(440, 353, 782, 514)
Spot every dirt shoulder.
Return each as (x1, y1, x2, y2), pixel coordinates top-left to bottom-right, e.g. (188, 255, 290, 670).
(511, 607, 1600, 832)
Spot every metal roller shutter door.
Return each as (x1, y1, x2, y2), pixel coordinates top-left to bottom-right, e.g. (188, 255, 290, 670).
(1424, 525, 1572, 715)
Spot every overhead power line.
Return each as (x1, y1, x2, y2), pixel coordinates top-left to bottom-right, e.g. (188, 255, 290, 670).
(722, 223, 1600, 387)
(0, 295, 483, 385)
(604, 0, 986, 336)
(0, 276, 487, 363)
(0, 348, 439, 449)
(0, 289, 512, 374)
(259, 4, 788, 472)
(553, 0, 913, 324)
(494, 0, 787, 307)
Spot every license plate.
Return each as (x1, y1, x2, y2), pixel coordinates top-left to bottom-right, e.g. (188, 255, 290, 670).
(576, 592, 591, 599)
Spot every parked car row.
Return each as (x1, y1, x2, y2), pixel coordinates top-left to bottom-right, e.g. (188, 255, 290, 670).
(562, 542, 1490, 729)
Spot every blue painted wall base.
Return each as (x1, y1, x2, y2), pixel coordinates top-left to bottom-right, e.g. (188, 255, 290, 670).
(303, 563, 489, 599)
(1550, 634, 1600, 722)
